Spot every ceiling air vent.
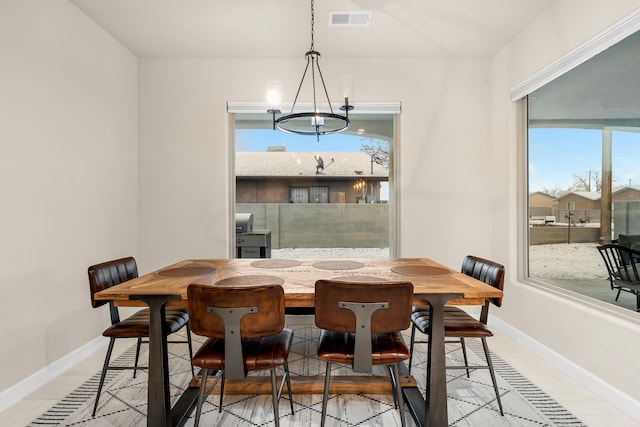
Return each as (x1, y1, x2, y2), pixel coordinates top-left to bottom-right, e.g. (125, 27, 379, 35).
(329, 11, 373, 27)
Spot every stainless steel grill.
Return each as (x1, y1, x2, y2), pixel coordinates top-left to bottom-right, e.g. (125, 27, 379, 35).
(235, 213, 253, 233)
(235, 213, 271, 258)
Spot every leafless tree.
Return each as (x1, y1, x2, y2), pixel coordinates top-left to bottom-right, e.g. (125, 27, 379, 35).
(541, 187, 566, 198)
(571, 170, 601, 192)
(360, 139, 389, 170)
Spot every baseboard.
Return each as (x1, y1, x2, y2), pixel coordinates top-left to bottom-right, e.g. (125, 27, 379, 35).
(491, 315, 640, 422)
(0, 336, 107, 414)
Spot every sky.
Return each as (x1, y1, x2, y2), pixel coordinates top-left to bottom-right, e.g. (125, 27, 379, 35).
(235, 129, 370, 153)
(528, 128, 640, 192)
(238, 127, 639, 194)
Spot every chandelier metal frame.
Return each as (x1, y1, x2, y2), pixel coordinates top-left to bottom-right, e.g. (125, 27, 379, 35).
(267, 0, 352, 139)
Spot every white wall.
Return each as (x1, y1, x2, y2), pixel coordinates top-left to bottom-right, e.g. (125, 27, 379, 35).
(492, 0, 640, 408)
(137, 56, 495, 271)
(0, 0, 137, 393)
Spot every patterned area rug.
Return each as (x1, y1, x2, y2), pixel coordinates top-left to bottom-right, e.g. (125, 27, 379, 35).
(29, 322, 585, 426)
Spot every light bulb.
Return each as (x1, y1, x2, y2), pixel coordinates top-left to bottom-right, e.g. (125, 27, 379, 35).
(266, 81, 282, 109)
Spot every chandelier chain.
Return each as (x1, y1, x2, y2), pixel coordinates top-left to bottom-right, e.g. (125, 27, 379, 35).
(310, 0, 315, 51)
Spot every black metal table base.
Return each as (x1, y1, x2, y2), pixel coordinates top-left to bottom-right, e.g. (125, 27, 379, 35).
(403, 293, 463, 427)
(130, 294, 197, 427)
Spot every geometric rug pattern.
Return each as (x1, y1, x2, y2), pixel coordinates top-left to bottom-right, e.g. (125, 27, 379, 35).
(29, 321, 585, 426)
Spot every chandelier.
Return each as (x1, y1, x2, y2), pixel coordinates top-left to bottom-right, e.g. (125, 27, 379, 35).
(267, 0, 352, 140)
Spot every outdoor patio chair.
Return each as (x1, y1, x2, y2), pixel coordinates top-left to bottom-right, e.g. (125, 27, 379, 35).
(597, 244, 640, 311)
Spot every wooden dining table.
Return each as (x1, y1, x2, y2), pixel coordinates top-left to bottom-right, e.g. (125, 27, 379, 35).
(94, 257, 503, 427)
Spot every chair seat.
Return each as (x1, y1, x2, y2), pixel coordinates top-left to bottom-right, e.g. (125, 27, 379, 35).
(317, 329, 410, 365)
(411, 306, 493, 338)
(614, 269, 640, 285)
(191, 328, 294, 371)
(102, 308, 190, 338)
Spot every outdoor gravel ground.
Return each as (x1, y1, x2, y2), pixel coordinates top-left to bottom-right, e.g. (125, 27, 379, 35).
(273, 243, 606, 280)
(272, 247, 389, 259)
(528, 242, 607, 280)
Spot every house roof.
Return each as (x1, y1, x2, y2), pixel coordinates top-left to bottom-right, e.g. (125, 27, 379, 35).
(554, 191, 601, 201)
(236, 151, 388, 178)
(613, 185, 640, 195)
(529, 191, 554, 198)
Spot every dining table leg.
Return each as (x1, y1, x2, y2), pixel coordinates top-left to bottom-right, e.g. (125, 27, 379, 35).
(130, 294, 182, 427)
(403, 293, 463, 427)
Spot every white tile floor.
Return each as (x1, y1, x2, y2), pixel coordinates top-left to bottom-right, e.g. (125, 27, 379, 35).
(2, 326, 639, 427)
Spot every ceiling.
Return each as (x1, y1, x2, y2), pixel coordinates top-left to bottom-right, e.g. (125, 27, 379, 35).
(70, 0, 553, 58)
(69, 0, 640, 127)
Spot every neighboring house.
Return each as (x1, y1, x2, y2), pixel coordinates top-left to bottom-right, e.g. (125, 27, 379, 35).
(613, 185, 640, 202)
(553, 191, 601, 210)
(552, 191, 601, 223)
(529, 191, 555, 216)
(236, 149, 388, 203)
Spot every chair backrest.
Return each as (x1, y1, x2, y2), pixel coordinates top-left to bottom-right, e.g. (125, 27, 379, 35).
(88, 257, 138, 309)
(461, 255, 505, 308)
(88, 257, 138, 326)
(187, 283, 285, 338)
(598, 244, 621, 278)
(617, 234, 640, 251)
(187, 283, 285, 379)
(314, 280, 413, 333)
(598, 244, 640, 283)
(314, 279, 413, 373)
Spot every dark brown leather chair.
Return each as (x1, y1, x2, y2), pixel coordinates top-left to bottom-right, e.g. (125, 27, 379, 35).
(88, 257, 194, 416)
(187, 283, 294, 427)
(408, 255, 505, 415)
(315, 279, 413, 427)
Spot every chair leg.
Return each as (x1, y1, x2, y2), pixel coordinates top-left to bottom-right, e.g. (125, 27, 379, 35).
(275, 363, 295, 416)
(133, 337, 143, 379)
(219, 372, 225, 413)
(408, 323, 417, 373)
(481, 338, 504, 416)
(194, 368, 209, 427)
(270, 368, 281, 427)
(615, 288, 621, 301)
(185, 324, 195, 376)
(391, 363, 407, 427)
(284, 362, 295, 415)
(459, 337, 470, 378)
(194, 368, 224, 426)
(321, 361, 332, 427)
(92, 337, 116, 417)
(388, 365, 398, 409)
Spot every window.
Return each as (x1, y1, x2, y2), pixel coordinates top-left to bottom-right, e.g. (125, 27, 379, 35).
(290, 186, 329, 203)
(229, 104, 399, 258)
(525, 30, 640, 312)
